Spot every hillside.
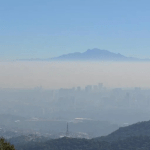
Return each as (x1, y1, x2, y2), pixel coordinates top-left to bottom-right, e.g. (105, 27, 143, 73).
(96, 120, 150, 141)
(14, 136, 150, 150)
(8, 120, 150, 150)
(9, 134, 52, 146)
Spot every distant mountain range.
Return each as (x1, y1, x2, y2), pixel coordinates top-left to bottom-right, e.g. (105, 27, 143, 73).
(17, 48, 150, 62)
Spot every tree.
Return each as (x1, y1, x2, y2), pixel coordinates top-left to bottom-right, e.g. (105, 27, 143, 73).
(0, 138, 15, 150)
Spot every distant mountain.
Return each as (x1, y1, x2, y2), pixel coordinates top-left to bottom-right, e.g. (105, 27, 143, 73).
(95, 120, 150, 142)
(16, 48, 150, 62)
(51, 48, 142, 62)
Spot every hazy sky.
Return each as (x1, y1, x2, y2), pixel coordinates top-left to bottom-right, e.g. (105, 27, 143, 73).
(0, 0, 150, 60)
(0, 62, 150, 89)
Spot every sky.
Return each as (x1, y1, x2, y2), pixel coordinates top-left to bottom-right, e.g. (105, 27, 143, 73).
(0, 0, 150, 60)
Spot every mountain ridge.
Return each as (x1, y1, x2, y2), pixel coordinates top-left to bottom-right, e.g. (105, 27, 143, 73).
(16, 48, 150, 62)
(95, 120, 150, 142)
(51, 48, 137, 61)
(9, 120, 150, 150)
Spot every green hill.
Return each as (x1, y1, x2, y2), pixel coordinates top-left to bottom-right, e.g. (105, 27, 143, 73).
(14, 136, 150, 150)
(96, 120, 150, 141)
(9, 120, 150, 150)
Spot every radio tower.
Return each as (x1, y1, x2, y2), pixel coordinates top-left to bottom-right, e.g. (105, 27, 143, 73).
(66, 122, 69, 137)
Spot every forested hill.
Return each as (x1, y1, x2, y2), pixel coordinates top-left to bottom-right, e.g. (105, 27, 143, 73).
(10, 120, 150, 150)
(96, 120, 150, 142)
(15, 136, 150, 150)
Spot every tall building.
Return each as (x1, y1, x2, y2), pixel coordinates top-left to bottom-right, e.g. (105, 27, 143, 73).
(77, 86, 81, 92)
(85, 85, 92, 93)
(98, 83, 103, 89)
(93, 85, 98, 91)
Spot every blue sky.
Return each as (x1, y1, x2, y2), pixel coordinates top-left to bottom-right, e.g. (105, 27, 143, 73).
(0, 0, 150, 60)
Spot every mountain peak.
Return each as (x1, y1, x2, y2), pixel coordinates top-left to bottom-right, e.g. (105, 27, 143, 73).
(51, 48, 132, 61)
(85, 48, 109, 54)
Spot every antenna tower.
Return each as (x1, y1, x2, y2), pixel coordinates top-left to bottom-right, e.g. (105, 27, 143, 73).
(66, 122, 69, 137)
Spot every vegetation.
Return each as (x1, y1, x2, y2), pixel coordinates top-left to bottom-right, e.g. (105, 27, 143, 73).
(0, 137, 15, 150)
(9, 134, 51, 146)
(14, 136, 150, 150)
(7, 120, 150, 150)
(95, 120, 150, 142)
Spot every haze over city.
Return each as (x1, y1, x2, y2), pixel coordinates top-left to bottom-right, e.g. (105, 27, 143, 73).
(0, 61, 150, 89)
